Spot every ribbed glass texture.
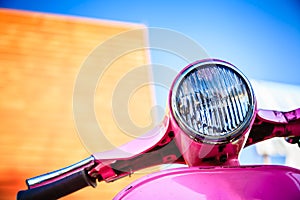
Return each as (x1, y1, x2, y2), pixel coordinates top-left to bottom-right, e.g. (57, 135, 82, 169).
(174, 65, 251, 138)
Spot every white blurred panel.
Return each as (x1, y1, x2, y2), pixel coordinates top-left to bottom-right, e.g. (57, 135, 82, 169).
(250, 79, 300, 111)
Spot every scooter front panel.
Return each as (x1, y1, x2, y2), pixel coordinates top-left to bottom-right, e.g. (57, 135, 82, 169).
(114, 165, 300, 200)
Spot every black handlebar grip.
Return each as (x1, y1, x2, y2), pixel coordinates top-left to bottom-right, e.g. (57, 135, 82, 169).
(17, 170, 97, 200)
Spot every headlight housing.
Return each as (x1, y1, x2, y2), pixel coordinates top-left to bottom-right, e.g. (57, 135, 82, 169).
(170, 59, 255, 144)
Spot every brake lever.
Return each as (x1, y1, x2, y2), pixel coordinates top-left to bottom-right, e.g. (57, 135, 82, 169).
(17, 118, 185, 199)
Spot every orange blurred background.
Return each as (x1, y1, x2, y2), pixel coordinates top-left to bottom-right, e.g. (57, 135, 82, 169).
(0, 9, 153, 199)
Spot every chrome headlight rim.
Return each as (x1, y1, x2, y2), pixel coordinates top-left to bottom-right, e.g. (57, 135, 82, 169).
(169, 59, 256, 144)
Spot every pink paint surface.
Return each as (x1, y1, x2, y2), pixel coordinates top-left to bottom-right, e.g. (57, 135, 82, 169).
(115, 165, 300, 200)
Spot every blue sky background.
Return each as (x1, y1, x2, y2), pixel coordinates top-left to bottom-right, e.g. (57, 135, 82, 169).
(1, 0, 300, 84)
(1, 0, 299, 165)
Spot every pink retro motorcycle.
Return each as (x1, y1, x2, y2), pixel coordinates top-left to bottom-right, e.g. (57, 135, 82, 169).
(17, 59, 300, 199)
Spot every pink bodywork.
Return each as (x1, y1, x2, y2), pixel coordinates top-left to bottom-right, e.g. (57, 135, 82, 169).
(114, 165, 300, 200)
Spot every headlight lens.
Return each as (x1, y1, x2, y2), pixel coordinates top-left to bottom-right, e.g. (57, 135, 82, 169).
(170, 60, 255, 144)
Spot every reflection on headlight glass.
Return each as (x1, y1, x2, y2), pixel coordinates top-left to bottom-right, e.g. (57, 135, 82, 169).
(174, 65, 251, 138)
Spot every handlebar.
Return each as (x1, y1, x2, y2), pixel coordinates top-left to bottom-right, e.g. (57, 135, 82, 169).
(18, 107, 300, 199)
(17, 170, 96, 200)
(17, 156, 97, 200)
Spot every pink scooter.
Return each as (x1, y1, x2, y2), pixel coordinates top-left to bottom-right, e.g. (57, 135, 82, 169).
(17, 59, 300, 199)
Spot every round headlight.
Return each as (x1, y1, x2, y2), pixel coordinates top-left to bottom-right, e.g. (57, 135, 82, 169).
(170, 59, 255, 144)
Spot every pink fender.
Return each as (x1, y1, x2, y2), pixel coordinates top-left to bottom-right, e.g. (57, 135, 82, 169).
(114, 165, 300, 200)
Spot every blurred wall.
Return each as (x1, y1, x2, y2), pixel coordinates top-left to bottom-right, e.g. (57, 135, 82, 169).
(0, 9, 152, 199)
